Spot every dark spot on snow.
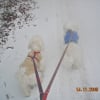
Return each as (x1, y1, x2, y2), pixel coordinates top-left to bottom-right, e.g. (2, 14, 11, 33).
(5, 94, 14, 100)
(6, 94, 10, 100)
(3, 81, 7, 88)
(6, 46, 14, 49)
(33, 24, 37, 27)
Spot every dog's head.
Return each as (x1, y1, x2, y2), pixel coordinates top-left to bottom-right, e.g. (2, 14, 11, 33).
(28, 35, 44, 52)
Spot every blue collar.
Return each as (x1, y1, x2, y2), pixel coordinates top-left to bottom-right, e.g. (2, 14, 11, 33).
(64, 30, 79, 44)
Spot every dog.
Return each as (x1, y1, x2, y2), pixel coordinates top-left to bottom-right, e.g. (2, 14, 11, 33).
(17, 36, 44, 97)
(61, 24, 91, 100)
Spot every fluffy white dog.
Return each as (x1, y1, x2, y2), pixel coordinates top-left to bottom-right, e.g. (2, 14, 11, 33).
(60, 24, 91, 100)
(62, 24, 82, 70)
(17, 36, 44, 97)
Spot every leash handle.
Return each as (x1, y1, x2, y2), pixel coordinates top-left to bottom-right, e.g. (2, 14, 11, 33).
(42, 92, 48, 100)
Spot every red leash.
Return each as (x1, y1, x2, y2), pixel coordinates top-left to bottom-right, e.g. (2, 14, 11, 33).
(29, 44, 69, 100)
(28, 31, 73, 100)
(43, 44, 70, 100)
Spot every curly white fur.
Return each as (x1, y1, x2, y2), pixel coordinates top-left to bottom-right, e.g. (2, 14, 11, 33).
(63, 42, 82, 70)
(17, 36, 44, 97)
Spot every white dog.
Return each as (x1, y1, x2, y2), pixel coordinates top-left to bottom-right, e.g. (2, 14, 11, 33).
(60, 24, 91, 100)
(17, 36, 44, 97)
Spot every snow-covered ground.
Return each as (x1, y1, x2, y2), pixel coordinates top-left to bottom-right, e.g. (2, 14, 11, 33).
(0, 0, 100, 100)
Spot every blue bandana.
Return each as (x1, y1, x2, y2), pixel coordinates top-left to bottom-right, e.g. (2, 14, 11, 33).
(64, 30, 79, 44)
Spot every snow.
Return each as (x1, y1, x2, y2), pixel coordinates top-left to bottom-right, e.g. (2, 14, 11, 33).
(0, 0, 100, 100)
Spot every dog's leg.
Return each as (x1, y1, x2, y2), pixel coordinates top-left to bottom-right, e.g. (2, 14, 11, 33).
(24, 75, 35, 97)
(22, 84, 32, 97)
(62, 54, 74, 69)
